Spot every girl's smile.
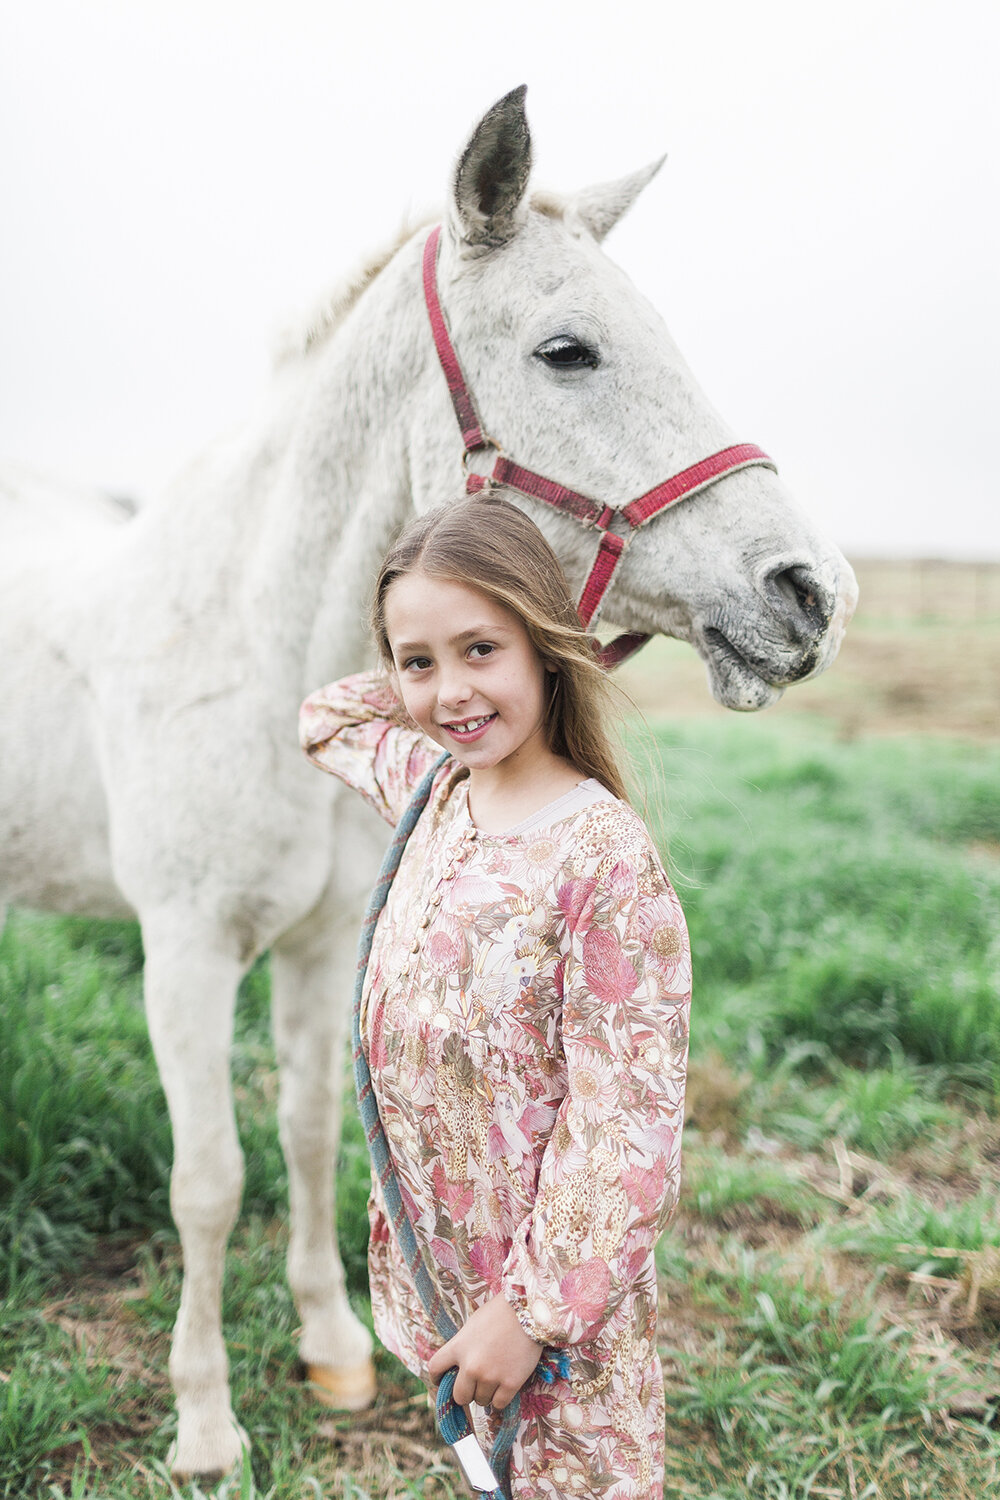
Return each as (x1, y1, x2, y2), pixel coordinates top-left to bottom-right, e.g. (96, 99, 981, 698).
(440, 712, 498, 742)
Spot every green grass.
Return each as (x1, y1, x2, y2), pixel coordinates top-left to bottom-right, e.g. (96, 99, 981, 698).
(730, 1050, 963, 1156)
(672, 1247, 942, 1425)
(1, 915, 168, 1283)
(656, 1233, 999, 1498)
(2, 718, 999, 1496)
(682, 1146, 825, 1230)
(0, 919, 287, 1289)
(829, 1187, 1000, 1277)
(647, 719, 1000, 1085)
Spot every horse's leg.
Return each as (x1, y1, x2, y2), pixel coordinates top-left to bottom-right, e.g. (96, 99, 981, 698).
(141, 914, 248, 1478)
(270, 884, 376, 1409)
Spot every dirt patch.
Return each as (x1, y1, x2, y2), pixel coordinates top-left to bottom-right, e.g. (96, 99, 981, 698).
(37, 1239, 171, 1390)
(316, 1388, 456, 1498)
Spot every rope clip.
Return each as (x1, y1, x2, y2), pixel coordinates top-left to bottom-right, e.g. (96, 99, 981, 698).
(451, 1431, 501, 1494)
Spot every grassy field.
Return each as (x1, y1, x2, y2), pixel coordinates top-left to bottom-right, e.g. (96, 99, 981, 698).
(3, 565, 999, 1498)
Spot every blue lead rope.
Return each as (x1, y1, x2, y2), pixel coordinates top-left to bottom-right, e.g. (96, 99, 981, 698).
(352, 756, 568, 1497)
(435, 1351, 570, 1495)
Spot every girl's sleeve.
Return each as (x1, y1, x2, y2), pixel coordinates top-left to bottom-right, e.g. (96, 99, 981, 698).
(501, 830, 691, 1348)
(299, 671, 443, 826)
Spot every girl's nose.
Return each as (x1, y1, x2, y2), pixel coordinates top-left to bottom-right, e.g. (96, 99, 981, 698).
(437, 668, 473, 710)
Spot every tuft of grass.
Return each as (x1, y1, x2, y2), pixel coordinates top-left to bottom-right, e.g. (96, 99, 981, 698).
(830, 1188, 1000, 1277)
(811, 1058, 959, 1156)
(0, 913, 170, 1283)
(743, 1050, 962, 1157)
(682, 1147, 825, 1230)
(675, 1243, 946, 1424)
(0, 1309, 153, 1492)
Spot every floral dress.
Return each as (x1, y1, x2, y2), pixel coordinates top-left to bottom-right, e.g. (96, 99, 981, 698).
(300, 673, 691, 1500)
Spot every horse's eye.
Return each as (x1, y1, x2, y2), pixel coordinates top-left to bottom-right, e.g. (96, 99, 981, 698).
(535, 336, 600, 370)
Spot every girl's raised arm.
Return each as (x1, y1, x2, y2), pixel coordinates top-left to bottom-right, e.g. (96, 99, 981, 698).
(299, 670, 445, 826)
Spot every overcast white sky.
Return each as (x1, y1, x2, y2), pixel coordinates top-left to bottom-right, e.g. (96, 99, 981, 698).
(2, 0, 997, 559)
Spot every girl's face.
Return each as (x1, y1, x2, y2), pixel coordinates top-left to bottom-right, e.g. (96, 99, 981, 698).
(384, 571, 552, 781)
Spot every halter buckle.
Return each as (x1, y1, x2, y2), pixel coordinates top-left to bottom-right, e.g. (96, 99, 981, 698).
(461, 436, 502, 486)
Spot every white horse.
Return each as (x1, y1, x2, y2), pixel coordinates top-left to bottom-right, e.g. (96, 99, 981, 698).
(0, 87, 856, 1477)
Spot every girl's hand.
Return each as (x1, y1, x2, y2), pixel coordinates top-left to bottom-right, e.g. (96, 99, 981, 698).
(426, 1294, 543, 1410)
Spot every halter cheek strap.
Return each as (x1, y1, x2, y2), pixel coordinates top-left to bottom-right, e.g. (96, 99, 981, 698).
(422, 224, 777, 666)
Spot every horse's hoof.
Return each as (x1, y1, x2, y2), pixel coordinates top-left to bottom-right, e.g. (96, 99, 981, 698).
(167, 1418, 248, 1481)
(306, 1358, 377, 1410)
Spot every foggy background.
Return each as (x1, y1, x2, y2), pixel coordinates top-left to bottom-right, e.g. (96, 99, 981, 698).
(2, 0, 997, 559)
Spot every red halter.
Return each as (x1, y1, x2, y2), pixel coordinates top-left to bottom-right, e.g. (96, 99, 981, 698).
(422, 225, 777, 668)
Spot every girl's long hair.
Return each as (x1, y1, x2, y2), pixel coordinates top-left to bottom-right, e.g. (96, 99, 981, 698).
(370, 492, 630, 803)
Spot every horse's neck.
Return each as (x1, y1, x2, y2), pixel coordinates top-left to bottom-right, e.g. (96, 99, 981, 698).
(291, 260, 432, 686)
(135, 237, 430, 695)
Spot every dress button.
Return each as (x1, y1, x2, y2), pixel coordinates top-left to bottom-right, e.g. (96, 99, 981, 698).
(400, 962, 410, 977)
(420, 913, 432, 928)
(430, 891, 442, 906)
(410, 939, 420, 954)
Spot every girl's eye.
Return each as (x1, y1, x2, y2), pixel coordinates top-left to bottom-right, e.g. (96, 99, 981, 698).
(534, 335, 600, 370)
(403, 656, 431, 672)
(469, 642, 495, 659)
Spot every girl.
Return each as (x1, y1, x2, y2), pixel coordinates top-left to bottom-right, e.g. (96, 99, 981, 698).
(300, 494, 690, 1500)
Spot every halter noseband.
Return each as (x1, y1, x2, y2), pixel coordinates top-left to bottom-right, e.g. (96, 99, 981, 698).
(422, 224, 777, 668)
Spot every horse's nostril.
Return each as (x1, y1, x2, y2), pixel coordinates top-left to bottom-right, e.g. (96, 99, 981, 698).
(767, 564, 834, 631)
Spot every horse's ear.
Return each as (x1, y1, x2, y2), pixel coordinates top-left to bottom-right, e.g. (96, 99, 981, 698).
(450, 85, 532, 248)
(573, 158, 666, 242)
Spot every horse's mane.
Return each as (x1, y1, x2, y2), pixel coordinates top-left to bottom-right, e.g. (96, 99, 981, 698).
(272, 217, 433, 369)
(273, 193, 568, 370)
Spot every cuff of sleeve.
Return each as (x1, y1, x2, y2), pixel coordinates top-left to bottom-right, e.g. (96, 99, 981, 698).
(501, 1240, 576, 1348)
(501, 1279, 570, 1350)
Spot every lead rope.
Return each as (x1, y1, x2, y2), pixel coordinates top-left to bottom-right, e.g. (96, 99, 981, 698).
(352, 756, 568, 1497)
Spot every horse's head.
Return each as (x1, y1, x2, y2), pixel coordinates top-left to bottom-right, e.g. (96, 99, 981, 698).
(412, 86, 857, 711)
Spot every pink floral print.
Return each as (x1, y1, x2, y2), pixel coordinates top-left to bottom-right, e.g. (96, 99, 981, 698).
(300, 673, 691, 1499)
